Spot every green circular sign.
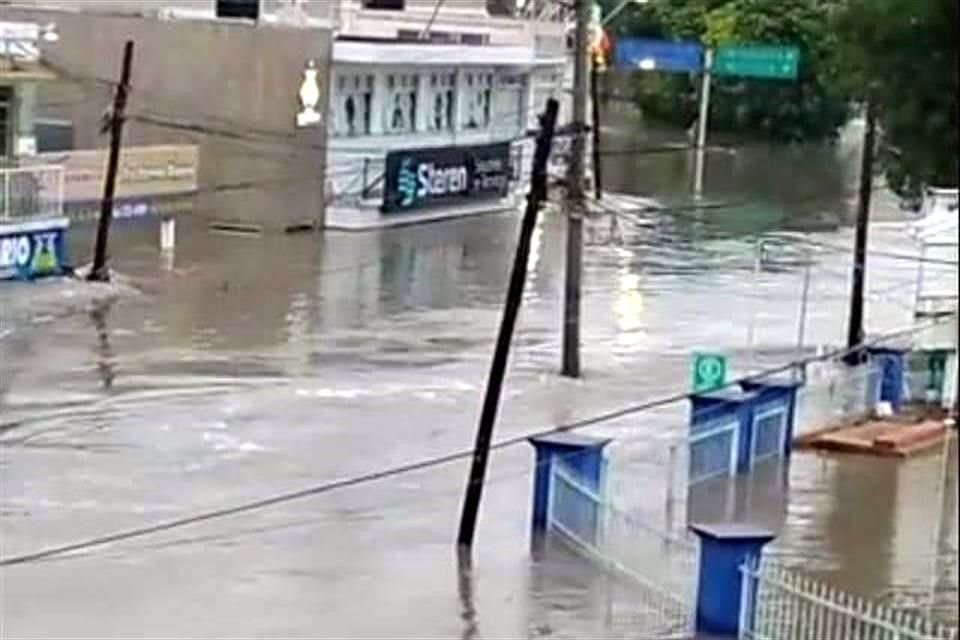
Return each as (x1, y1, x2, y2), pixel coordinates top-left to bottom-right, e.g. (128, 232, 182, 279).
(698, 357, 724, 383)
(693, 353, 727, 391)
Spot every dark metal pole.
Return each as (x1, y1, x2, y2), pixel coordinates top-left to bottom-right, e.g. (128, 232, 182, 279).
(457, 98, 559, 550)
(844, 101, 877, 364)
(362, 157, 369, 199)
(88, 40, 134, 282)
(591, 57, 603, 201)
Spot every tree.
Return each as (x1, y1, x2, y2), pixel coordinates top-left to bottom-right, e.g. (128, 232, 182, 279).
(602, 0, 852, 143)
(835, 0, 958, 197)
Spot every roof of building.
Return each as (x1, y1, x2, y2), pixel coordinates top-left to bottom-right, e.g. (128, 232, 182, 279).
(333, 39, 564, 67)
(0, 57, 58, 82)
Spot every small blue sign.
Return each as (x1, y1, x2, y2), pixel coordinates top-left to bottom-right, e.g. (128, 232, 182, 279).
(0, 220, 69, 281)
(614, 38, 704, 74)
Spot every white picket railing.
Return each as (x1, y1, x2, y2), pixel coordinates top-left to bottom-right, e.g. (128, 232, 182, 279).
(740, 559, 959, 640)
(0, 164, 65, 222)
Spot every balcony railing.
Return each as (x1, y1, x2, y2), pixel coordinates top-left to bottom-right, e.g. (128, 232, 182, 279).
(0, 164, 65, 223)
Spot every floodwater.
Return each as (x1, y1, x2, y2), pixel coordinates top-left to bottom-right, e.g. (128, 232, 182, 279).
(1, 117, 957, 638)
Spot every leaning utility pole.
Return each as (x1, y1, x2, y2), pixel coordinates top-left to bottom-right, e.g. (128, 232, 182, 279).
(88, 40, 134, 283)
(562, 0, 591, 378)
(844, 100, 877, 364)
(591, 56, 603, 201)
(457, 99, 560, 551)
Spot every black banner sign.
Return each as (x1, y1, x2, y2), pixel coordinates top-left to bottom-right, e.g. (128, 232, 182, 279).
(381, 142, 512, 214)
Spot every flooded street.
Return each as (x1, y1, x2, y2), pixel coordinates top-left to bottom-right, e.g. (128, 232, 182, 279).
(1, 124, 956, 637)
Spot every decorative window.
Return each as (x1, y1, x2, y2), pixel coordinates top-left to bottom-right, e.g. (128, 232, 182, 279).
(427, 71, 456, 132)
(462, 71, 492, 130)
(383, 73, 419, 134)
(493, 73, 525, 131)
(362, 0, 404, 9)
(334, 72, 374, 137)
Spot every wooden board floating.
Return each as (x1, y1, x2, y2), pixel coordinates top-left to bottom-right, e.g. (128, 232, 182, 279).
(795, 419, 948, 458)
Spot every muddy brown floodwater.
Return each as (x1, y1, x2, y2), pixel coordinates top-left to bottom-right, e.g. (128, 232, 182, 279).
(1, 122, 956, 638)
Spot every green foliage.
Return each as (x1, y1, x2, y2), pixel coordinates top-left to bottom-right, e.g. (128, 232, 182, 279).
(602, 0, 852, 143)
(835, 0, 958, 196)
(601, 0, 959, 194)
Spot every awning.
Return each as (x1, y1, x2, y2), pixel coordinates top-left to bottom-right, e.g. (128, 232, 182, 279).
(333, 40, 564, 68)
(0, 57, 58, 82)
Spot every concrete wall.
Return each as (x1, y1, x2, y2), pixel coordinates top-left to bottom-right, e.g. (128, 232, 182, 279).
(5, 1, 337, 24)
(335, 0, 541, 47)
(6, 6, 332, 231)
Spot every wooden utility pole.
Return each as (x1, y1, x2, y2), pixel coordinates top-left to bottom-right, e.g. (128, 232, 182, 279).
(844, 100, 877, 364)
(591, 57, 603, 201)
(457, 99, 560, 551)
(562, 0, 590, 378)
(88, 40, 134, 283)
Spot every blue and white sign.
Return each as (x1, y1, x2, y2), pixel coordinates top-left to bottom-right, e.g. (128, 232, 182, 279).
(382, 142, 511, 214)
(0, 218, 69, 281)
(614, 38, 704, 73)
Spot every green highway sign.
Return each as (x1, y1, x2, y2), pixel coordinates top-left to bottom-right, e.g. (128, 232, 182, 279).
(713, 45, 800, 80)
(692, 352, 728, 393)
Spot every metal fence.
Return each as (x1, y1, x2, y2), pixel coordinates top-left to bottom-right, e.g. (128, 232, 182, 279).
(0, 165, 64, 222)
(740, 559, 959, 640)
(794, 361, 883, 437)
(548, 457, 698, 638)
(603, 411, 741, 536)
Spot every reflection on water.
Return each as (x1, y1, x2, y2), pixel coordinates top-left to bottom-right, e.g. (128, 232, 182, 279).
(90, 303, 116, 391)
(457, 549, 479, 640)
(771, 438, 958, 623)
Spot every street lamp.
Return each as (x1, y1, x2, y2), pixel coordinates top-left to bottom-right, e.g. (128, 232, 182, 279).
(41, 24, 59, 43)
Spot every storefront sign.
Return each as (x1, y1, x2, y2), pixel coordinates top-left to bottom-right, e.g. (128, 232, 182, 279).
(64, 194, 194, 224)
(0, 219, 68, 280)
(29, 145, 199, 204)
(382, 142, 511, 214)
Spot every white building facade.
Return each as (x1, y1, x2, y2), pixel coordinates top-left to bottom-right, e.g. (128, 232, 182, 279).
(5, 0, 572, 230)
(324, 0, 570, 229)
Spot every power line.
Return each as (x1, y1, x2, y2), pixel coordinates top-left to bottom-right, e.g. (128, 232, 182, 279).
(0, 315, 950, 568)
(45, 55, 861, 176)
(39, 93, 950, 271)
(39, 58, 322, 145)
(590, 184, 949, 246)
(97, 392, 734, 559)
(128, 112, 326, 153)
(588, 186, 853, 235)
(608, 201, 959, 273)
(799, 236, 959, 267)
(36, 60, 953, 260)
(592, 143, 732, 158)
(41, 56, 550, 155)
(419, 0, 448, 39)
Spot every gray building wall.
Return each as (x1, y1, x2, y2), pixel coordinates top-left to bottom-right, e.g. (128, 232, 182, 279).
(5, 5, 332, 231)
